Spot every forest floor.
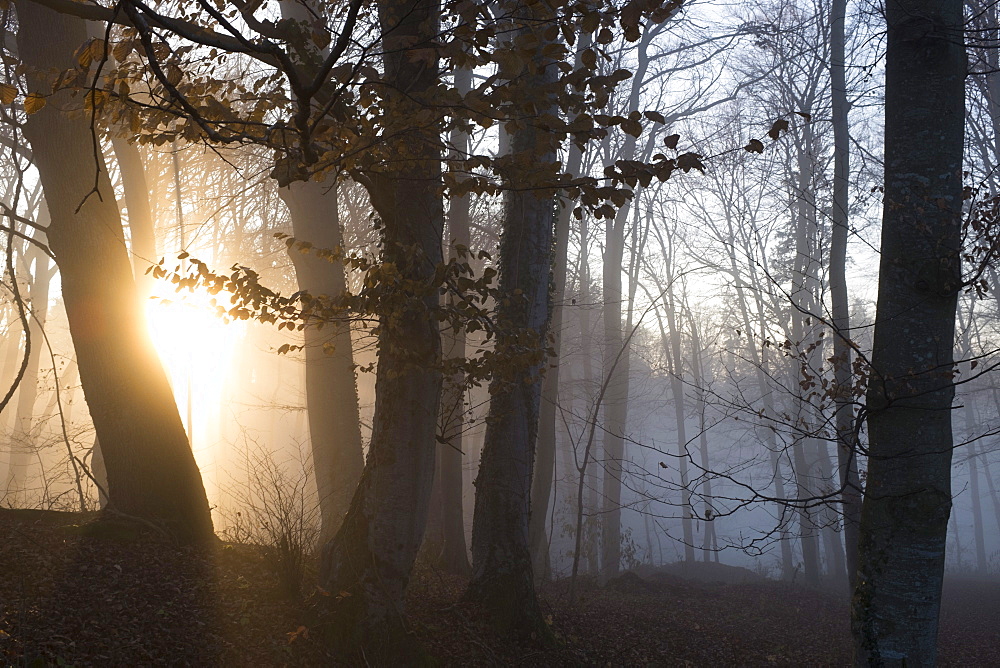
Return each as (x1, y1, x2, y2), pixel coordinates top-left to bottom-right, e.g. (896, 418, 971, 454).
(0, 509, 996, 666)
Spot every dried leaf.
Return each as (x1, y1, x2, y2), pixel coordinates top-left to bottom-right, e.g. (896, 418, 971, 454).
(24, 93, 45, 115)
(0, 84, 15, 105)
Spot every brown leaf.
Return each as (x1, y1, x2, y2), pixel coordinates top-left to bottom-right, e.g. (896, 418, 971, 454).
(621, 118, 642, 138)
(767, 118, 790, 140)
(24, 93, 45, 115)
(0, 84, 15, 105)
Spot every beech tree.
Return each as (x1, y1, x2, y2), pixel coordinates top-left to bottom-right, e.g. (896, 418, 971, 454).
(14, 1, 214, 541)
(851, 0, 965, 662)
(466, 1, 559, 633)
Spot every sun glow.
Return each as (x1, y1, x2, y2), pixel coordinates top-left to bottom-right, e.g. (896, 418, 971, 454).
(146, 286, 244, 504)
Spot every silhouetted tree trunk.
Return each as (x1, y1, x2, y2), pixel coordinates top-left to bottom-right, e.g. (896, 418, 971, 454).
(790, 126, 822, 588)
(467, 6, 556, 633)
(317, 0, 443, 658)
(600, 29, 655, 579)
(529, 32, 591, 580)
(16, 1, 213, 541)
(829, 0, 862, 592)
(852, 0, 964, 662)
(269, 0, 365, 544)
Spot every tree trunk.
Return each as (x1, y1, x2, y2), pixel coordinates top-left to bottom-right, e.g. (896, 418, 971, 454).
(600, 31, 655, 580)
(529, 32, 591, 581)
(852, 0, 964, 662)
(279, 179, 364, 543)
(435, 64, 473, 575)
(689, 309, 717, 562)
(578, 216, 601, 576)
(829, 0, 862, 593)
(5, 247, 51, 495)
(467, 9, 556, 633)
(16, 1, 213, 542)
(317, 0, 443, 658)
(964, 405, 987, 573)
(665, 287, 695, 563)
(111, 137, 158, 297)
(790, 128, 821, 588)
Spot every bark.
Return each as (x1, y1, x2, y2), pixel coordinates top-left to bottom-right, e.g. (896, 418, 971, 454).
(278, 179, 364, 544)
(815, 440, 846, 579)
(852, 0, 965, 662)
(16, 1, 213, 541)
(829, 0, 862, 592)
(0, 301, 24, 437)
(269, 0, 365, 545)
(317, 0, 443, 659)
(467, 8, 556, 633)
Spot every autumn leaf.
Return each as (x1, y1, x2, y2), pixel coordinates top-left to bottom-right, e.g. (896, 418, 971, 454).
(112, 40, 132, 63)
(663, 133, 680, 150)
(767, 118, 790, 140)
(89, 38, 106, 63)
(0, 84, 15, 105)
(676, 152, 705, 173)
(744, 138, 765, 154)
(24, 93, 45, 115)
(621, 118, 642, 137)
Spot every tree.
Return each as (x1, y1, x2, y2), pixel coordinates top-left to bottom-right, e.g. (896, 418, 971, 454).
(15, 0, 213, 541)
(315, 0, 444, 657)
(828, 0, 861, 591)
(466, 2, 558, 633)
(275, 0, 364, 543)
(851, 0, 965, 662)
(279, 177, 364, 543)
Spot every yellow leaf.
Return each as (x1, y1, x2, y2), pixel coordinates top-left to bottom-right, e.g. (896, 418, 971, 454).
(84, 89, 105, 111)
(24, 93, 45, 115)
(76, 45, 92, 70)
(89, 38, 106, 63)
(0, 83, 15, 105)
(112, 40, 131, 64)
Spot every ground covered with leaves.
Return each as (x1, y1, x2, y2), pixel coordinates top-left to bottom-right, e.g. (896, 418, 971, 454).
(0, 509, 995, 666)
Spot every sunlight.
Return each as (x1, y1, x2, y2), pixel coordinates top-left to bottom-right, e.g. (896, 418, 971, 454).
(146, 286, 244, 505)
